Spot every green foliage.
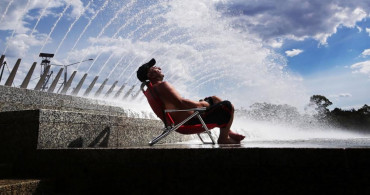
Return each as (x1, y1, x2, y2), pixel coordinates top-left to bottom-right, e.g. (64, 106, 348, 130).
(309, 95, 332, 115)
(310, 95, 333, 109)
(235, 95, 370, 132)
(307, 95, 334, 122)
(309, 95, 370, 131)
(330, 104, 370, 131)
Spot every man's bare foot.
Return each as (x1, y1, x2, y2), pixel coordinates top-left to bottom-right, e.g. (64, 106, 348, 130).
(229, 131, 245, 141)
(217, 137, 240, 144)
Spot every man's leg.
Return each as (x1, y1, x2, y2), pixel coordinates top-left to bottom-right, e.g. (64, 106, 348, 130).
(210, 96, 244, 144)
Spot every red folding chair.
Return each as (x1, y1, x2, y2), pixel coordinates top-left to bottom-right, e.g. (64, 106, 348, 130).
(141, 81, 217, 146)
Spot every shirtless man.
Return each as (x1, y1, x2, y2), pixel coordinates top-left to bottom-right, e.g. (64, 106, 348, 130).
(137, 58, 245, 144)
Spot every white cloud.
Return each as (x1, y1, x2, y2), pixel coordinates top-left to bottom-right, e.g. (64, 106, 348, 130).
(350, 60, 370, 76)
(330, 93, 352, 98)
(267, 39, 283, 48)
(285, 49, 303, 57)
(362, 49, 370, 57)
(216, 1, 370, 46)
(357, 25, 362, 32)
(5, 33, 45, 57)
(303, 68, 370, 109)
(68, 0, 85, 18)
(0, 0, 86, 57)
(0, 0, 87, 33)
(366, 28, 370, 36)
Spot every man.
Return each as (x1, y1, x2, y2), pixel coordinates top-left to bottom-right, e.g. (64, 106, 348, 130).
(137, 58, 245, 144)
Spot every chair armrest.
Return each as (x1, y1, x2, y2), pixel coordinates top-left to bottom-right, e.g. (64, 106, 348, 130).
(165, 107, 207, 113)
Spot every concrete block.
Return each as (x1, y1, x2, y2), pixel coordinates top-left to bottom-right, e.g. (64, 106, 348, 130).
(39, 92, 64, 108)
(0, 109, 190, 150)
(0, 85, 132, 116)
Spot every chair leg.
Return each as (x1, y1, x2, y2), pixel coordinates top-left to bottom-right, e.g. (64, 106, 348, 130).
(197, 133, 206, 144)
(149, 112, 216, 145)
(149, 128, 172, 146)
(197, 115, 216, 144)
(149, 112, 201, 146)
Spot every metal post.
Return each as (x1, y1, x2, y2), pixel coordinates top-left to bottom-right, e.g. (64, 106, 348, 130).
(122, 85, 135, 100)
(20, 62, 37, 89)
(38, 53, 54, 90)
(60, 70, 77, 94)
(5, 58, 21, 86)
(0, 55, 4, 69)
(34, 65, 51, 90)
(71, 73, 88, 96)
(47, 68, 64, 93)
(0, 62, 6, 83)
(94, 78, 108, 97)
(83, 76, 99, 97)
(104, 81, 118, 98)
(0, 55, 5, 82)
(131, 88, 142, 100)
(64, 66, 67, 86)
(113, 83, 126, 99)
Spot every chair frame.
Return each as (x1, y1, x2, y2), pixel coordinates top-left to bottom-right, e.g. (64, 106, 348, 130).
(141, 82, 216, 146)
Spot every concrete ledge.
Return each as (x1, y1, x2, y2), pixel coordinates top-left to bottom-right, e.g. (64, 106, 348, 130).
(0, 85, 141, 117)
(0, 109, 193, 151)
(0, 180, 42, 195)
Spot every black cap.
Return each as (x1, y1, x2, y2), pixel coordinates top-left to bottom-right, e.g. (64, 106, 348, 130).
(137, 58, 156, 82)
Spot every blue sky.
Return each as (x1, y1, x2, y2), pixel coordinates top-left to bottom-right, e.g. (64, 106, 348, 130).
(0, 0, 369, 110)
(281, 20, 370, 75)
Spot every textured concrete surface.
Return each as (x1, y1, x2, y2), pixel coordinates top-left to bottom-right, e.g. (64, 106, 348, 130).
(0, 109, 193, 150)
(0, 85, 192, 149)
(0, 85, 136, 116)
(0, 180, 41, 195)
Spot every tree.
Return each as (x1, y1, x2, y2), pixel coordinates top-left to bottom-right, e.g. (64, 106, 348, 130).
(358, 104, 370, 115)
(309, 95, 332, 109)
(308, 95, 333, 121)
(330, 104, 370, 131)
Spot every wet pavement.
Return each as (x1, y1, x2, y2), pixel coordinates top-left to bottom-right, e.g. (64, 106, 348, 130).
(5, 137, 370, 194)
(134, 137, 370, 149)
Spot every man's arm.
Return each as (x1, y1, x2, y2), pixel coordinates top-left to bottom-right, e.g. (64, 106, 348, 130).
(158, 82, 209, 109)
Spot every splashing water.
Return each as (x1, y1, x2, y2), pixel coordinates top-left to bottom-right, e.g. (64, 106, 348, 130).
(94, 3, 163, 75)
(232, 117, 367, 142)
(0, 0, 14, 24)
(2, 0, 31, 55)
(38, 1, 71, 55)
(30, 0, 51, 37)
(83, 0, 138, 72)
(54, 0, 93, 57)
(68, 0, 110, 65)
(3, 0, 365, 140)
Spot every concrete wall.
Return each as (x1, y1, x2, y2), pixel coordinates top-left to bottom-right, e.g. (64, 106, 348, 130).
(0, 85, 193, 150)
(0, 110, 192, 150)
(0, 85, 131, 116)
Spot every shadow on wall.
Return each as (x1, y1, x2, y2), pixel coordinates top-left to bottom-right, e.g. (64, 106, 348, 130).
(68, 127, 111, 148)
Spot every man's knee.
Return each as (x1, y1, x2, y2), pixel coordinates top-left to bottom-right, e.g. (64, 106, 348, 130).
(221, 100, 234, 112)
(211, 96, 223, 104)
